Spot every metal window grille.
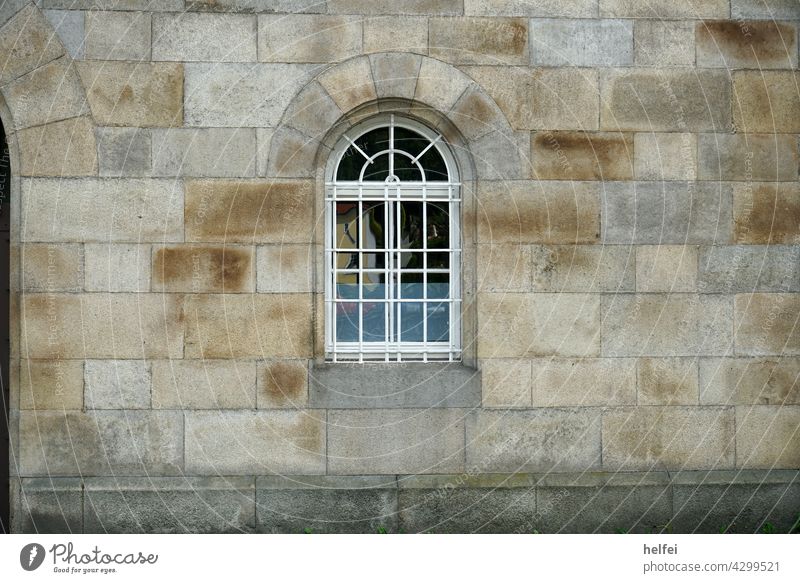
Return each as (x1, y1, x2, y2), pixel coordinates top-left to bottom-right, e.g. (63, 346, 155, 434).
(324, 114, 461, 362)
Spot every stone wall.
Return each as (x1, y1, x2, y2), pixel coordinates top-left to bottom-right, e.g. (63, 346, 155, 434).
(3, 0, 799, 533)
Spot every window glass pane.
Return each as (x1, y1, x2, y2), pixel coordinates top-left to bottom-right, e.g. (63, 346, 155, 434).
(427, 272, 450, 299)
(362, 153, 390, 181)
(361, 202, 386, 250)
(427, 302, 450, 342)
(362, 302, 386, 342)
(400, 272, 424, 299)
(362, 272, 387, 300)
(335, 302, 359, 342)
(393, 127, 429, 159)
(399, 302, 424, 342)
(335, 203, 359, 249)
(336, 127, 390, 181)
(427, 252, 449, 269)
(418, 147, 449, 181)
(399, 202, 423, 249)
(427, 202, 449, 249)
(399, 251, 423, 269)
(393, 152, 423, 182)
(335, 273, 358, 299)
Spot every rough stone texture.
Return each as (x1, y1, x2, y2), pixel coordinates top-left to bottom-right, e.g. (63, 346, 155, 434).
(530, 358, 637, 407)
(697, 133, 798, 181)
(152, 360, 256, 409)
(601, 182, 733, 245)
(328, 409, 465, 474)
(19, 410, 184, 476)
(152, 128, 256, 177)
(600, 69, 731, 132)
(531, 19, 633, 66)
(429, 17, 529, 65)
(478, 293, 601, 358)
(45, 0, 183, 8)
(531, 131, 633, 180)
(530, 68, 600, 130)
(634, 133, 697, 180)
(634, 20, 695, 67)
(77, 62, 183, 127)
(480, 358, 532, 407)
(185, 410, 326, 474)
(21, 243, 83, 292)
(20, 360, 84, 411)
(264, 126, 325, 178)
(638, 357, 699, 406)
(259, 15, 361, 63)
(17, 117, 98, 177)
(697, 21, 798, 69)
(84, 244, 150, 292)
(257, 476, 397, 533)
(0, 5, 64, 85)
(363, 15, 428, 53)
(327, 0, 463, 13)
(448, 84, 509, 140)
(478, 181, 600, 244)
(600, 0, 730, 18)
(699, 245, 800, 293)
(602, 407, 735, 470)
(15, 478, 83, 534)
(530, 245, 635, 292)
(257, 244, 312, 292)
(280, 81, 342, 139)
(413, 57, 472, 114)
(96, 127, 152, 177)
(733, 71, 800, 133)
(700, 357, 800, 406)
(466, 0, 597, 17)
(152, 12, 256, 62)
(43, 10, 85, 59)
(84, 360, 151, 410)
(466, 409, 602, 472)
(735, 293, 800, 356)
(733, 183, 800, 245)
(21, 178, 183, 242)
(183, 293, 313, 358)
(185, 0, 324, 11)
(153, 245, 255, 293)
(736, 406, 800, 468)
(603, 294, 733, 357)
(85, 10, 151, 61)
(258, 360, 308, 408)
(477, 244, 531, 292)
(85, 478, 255, 534)
(636, 245, 698, 292)
(317, 56, 376, 112)
(370, 52, 422, 100)
(731, 0, 800, 19)
(21, 293, 184, 359)
(185, 180, 313, 243)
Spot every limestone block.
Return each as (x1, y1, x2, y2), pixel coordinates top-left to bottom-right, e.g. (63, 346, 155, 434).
(413, 57, 471, 114)
(369, 52, 422, 100)
(363, 16, 428, 53)
(256, 244, 313, 293)
(21, 243, 83, 292)
(264, 126, 325, 178)
(258, 360, 308, 408)
(85, 10, 150, 61)
(531, 131, 634, 180)
(636, 245, 698, 292)
(20, 360, 83, 410)
(17, 117, 98, 177)
(733, 183, 800, 245)
(634, 133, 697, 180)
(734, 293, 800, 355)
(0, 6, 64, 85)
(152, 12, 257, 61)
(258, 15, 361, 62)
(477, 244, 531, 292)
(733, 71, 800, 133)
(84, 244, 151, 292)
(638, 357, 699, 405)
(84, 360, 151, 409)
(736, 406, 800, 468)
(429, 17, 529, 65)
(151, 128, 256, 177)
(480, 358, 532, 407)
(96, 127, 152, 177)
(697, 20, 797, 69)
(700, 357, 800, 405)
(634, 20, 695, 67)
(531, 245, 635, 292)
(530, 68, 599, 130)
(43, 10, 84, 59)
(531, 19, 633, 66)
(697, 133, 798, 181)
(317, 56, 376, 113)
(698, 245, 800, 293)
(152, 360, 257, 409)
(531, 358, 637, 406)
(152, 245, 255, 293)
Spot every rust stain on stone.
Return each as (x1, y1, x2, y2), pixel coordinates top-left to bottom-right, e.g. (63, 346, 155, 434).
(735, 184, 800, 244)
(698, 21, 796, 64)
(153, 246, 253, 292)
(532, 131, 633, 180)
(261, 361, 306, 406)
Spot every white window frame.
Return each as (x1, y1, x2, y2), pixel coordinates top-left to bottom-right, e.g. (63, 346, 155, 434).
(324, 114, 462, 362)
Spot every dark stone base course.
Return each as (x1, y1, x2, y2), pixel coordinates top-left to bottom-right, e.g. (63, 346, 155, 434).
(11, 471, 800, 534)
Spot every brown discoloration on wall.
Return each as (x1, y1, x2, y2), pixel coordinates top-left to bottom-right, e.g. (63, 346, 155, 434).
(19, 360, 84, 410)
(697, 21, 797, 68)
(638, 358, 699, 405)
(259, 361, 308, 408)
(185, 180, 314, 243)
(734, 183, 800, 244)
(733, 71, 800, 133)
(701, 358, 800, 405)
(735, 293, 800, 355)
(153, 245, 254, 292)
(21, 244, 83, 292)
(531, 131, 634, 180)
(430, 17, 528, 65)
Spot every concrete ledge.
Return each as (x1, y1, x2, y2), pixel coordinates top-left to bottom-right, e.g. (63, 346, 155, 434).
(309, 362, 481, 408)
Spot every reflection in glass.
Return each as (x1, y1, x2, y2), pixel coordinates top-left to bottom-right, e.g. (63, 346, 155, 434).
(427, 203, 449, 249)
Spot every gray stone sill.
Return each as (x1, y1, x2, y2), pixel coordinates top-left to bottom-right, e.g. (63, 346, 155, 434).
(309, 362, 481, 408)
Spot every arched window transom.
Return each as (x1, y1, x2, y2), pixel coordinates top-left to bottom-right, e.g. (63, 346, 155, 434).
(325, 115, 461, 362)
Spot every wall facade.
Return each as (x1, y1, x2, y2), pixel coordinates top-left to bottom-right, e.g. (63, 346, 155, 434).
(3, 0, 800, 533)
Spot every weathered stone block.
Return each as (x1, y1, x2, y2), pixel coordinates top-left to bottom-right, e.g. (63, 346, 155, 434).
(328, 409, 465, 474)
(152, 360, 256, 409)
(363, 15, 428, 53)
(21, 244, 83, 292)
(153, 245, 254, 293)
(15, 478, 83, 533)
(634, 20, 695, 67)
(370, 52, 422, 100)
(700, 357, 800, 405)
(85, 10, 150, 60)
(602, 407, 735, 470)
(477, 244, 531, 292)
(185, 410, 326, 474)
(600, 0, 729, 18)
(531, 358, 637, 407)
(478, 293, 601, 358)
(466, 409, 602, 472)
(256, 128, 274, 177)
(45, 0, 182, 8)
(19, 410, 183, 476)
(414, 57, 471, 114)
(733, 71, 800, 133)
(257, 476, 397, 533)
(736, 406, 800, 468)
(0, 5, 64, 85)
(152, 12, 257, 61)
(480, 358, 532, 407)
(636, 245, 698, 292)
(84, 244, 151, 292)
(257, 244, 312, 293)
(258, 360, 308, 408)
(530, 68, 599, 130)
(601, 181, 733, 245)
(470, 129, 527, 180)
(185, 180, 313, 243)
(531, 131, 633, 180)
(699, 245, 800, 293)
(731, 0, 800, 19)
(531, 19, 633, 66)
(327, 0, 462, 14)
(258, 15, 361, 62)
(21, 178, 183, 242)
(183, 293, 313, 358)
(152, 128, 256, 177)
(466, 0, 597, 17)
(733, 183, 800, 245)
(478, 181, 600, 244)
(698, 133, 798, 181)
(85, 477, 255, 534)
(264, 126, 325, 178)
(43, 9, 85, 59)
(634, 132, 697, 180)
(462, 66, 532, 130)
(429, 17, 529, 65)
(77, 62, 183, 127)
(317, 56, 376, 113)
(21, 293, 184, 359)
(280, 81, 342, 140)
(17, 117, 98, 177)
(697, 21, 797, 69)
(531, 245, 635, 292)
(84, 360, 151, 410)
(734, 293, 800, 355)
(96, 127, 152, 177)
(185, 0, 324, 11)
(20, 360, 83, 410)
(638, 357, 699, 405)
(600, 69, 731, 131)
(448, 83, 511, 140)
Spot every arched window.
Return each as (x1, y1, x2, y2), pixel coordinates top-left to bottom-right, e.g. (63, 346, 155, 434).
(325, 114, 461, 362)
